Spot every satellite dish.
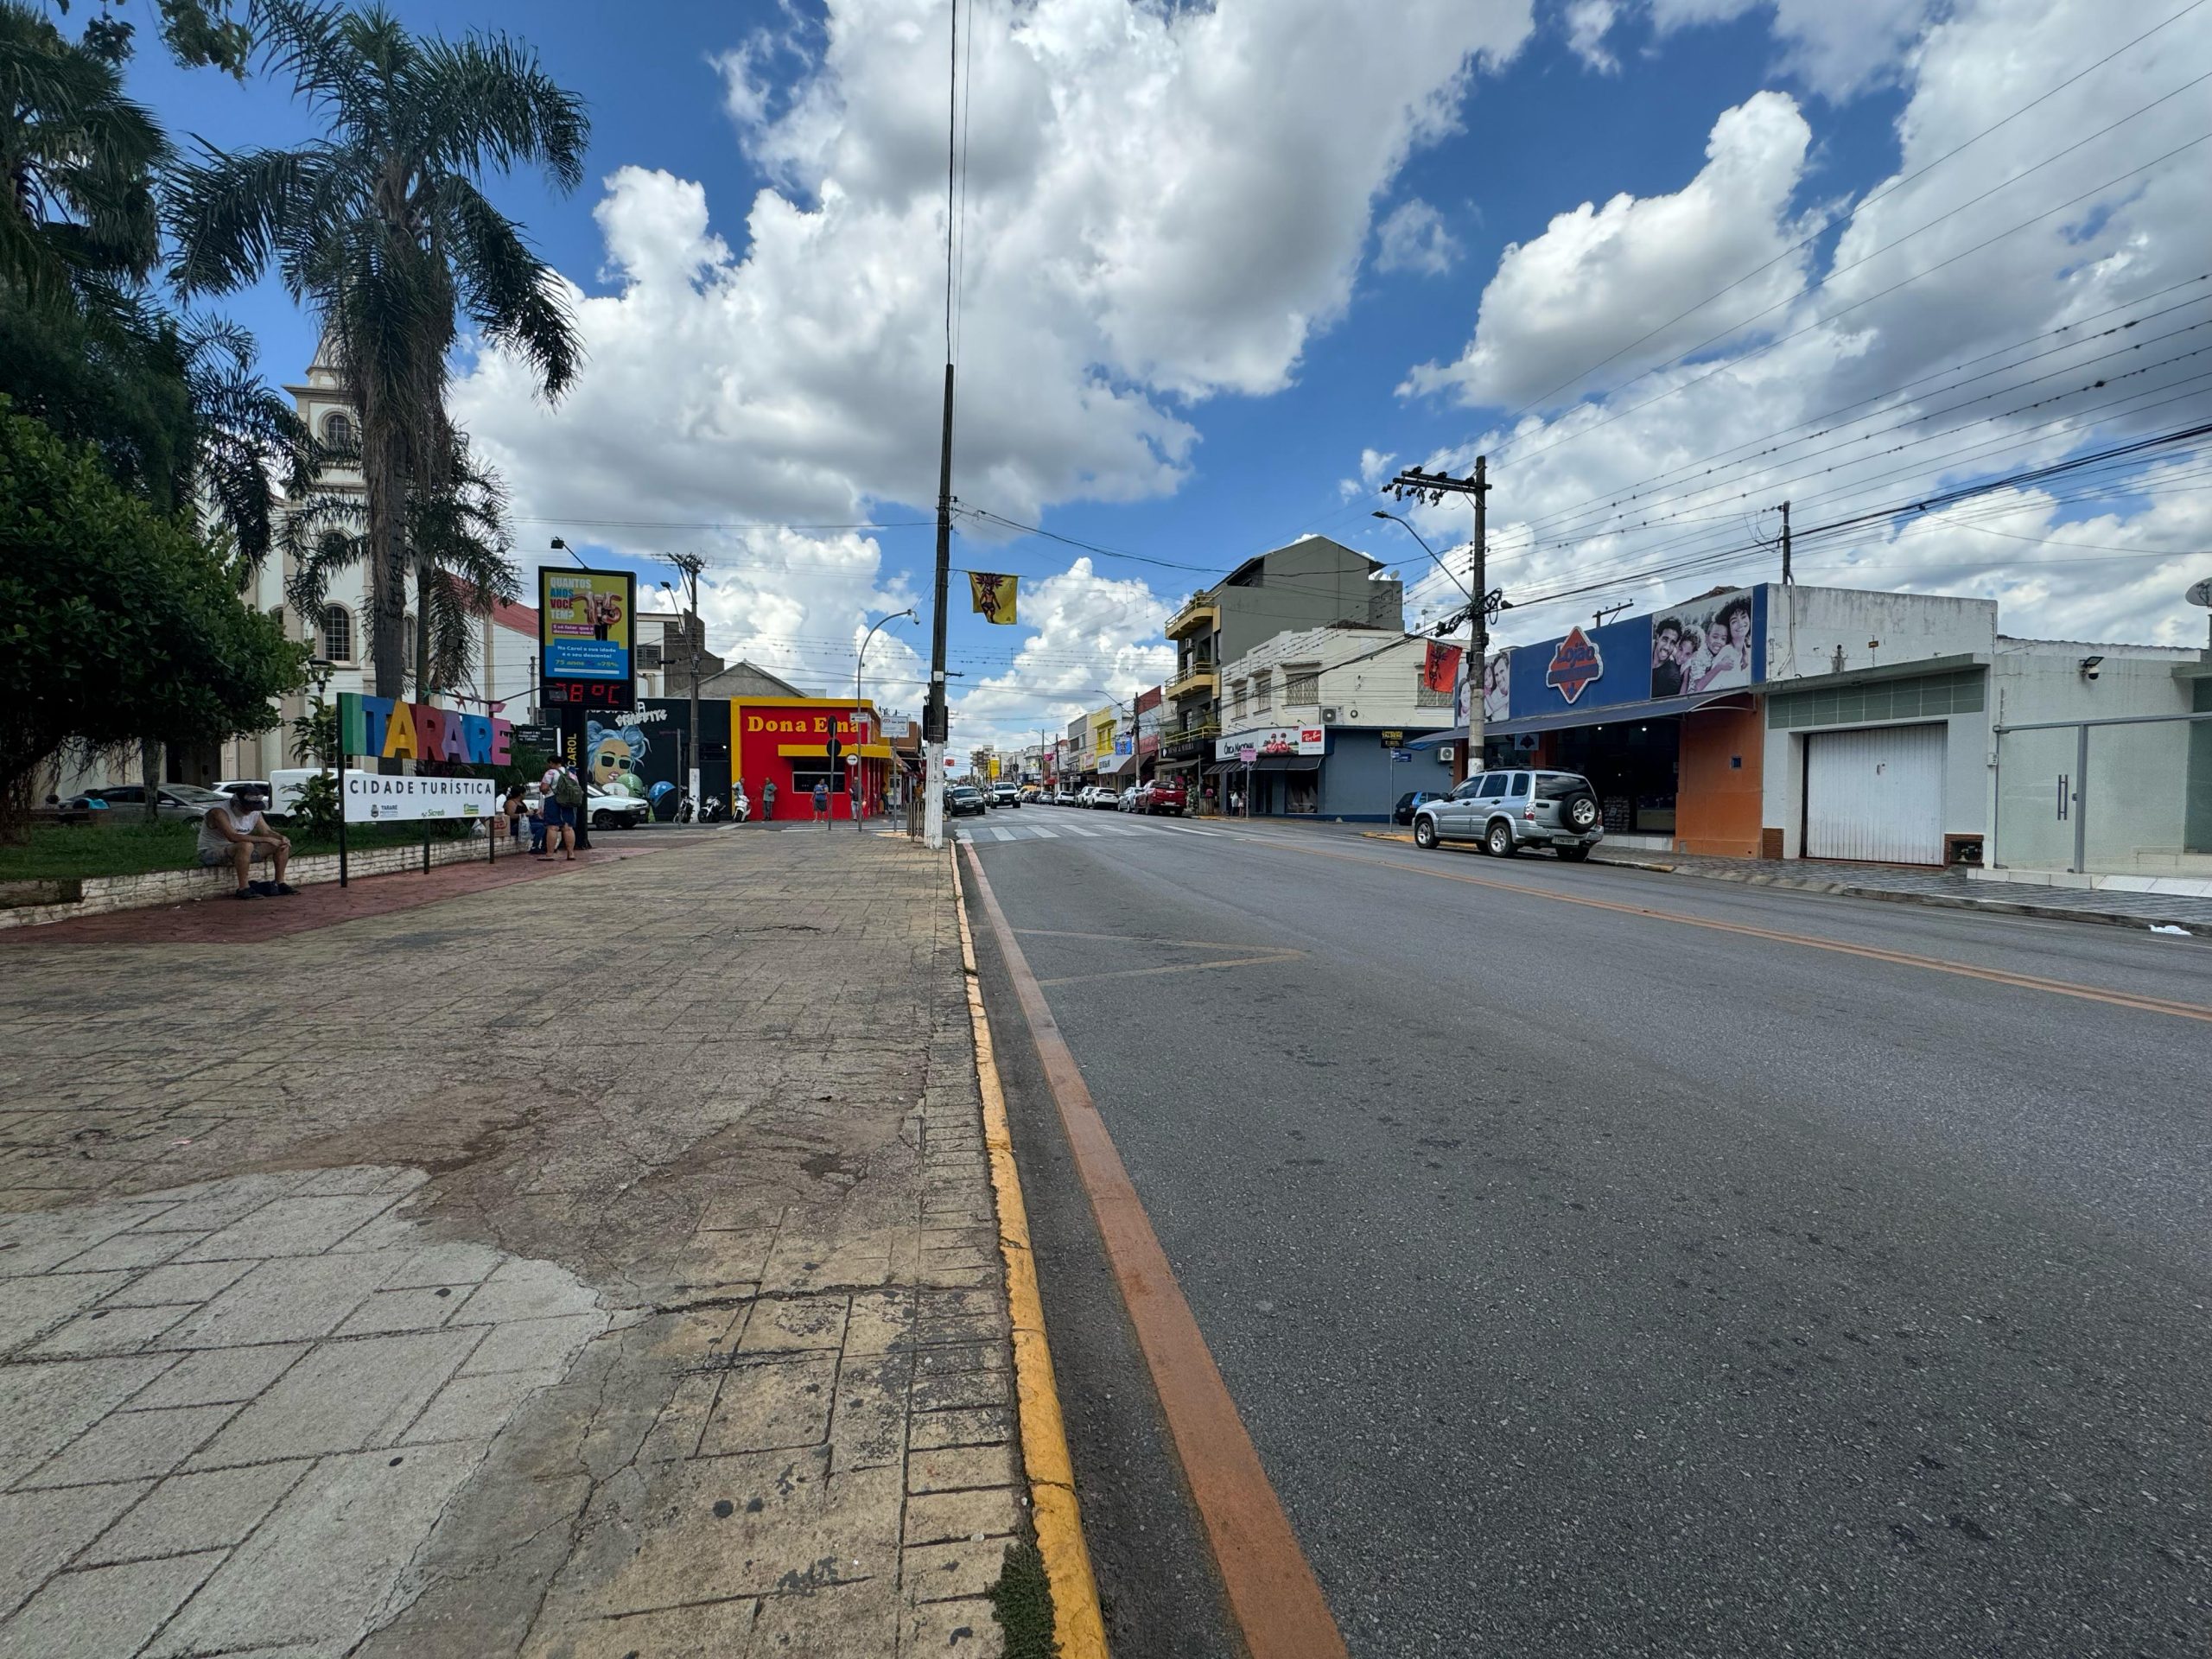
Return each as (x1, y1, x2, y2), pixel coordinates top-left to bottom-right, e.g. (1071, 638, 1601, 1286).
(2190, 577, 2212, 607)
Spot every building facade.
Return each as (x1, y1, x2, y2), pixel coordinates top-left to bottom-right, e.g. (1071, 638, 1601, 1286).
(1159, 536, 1406, 791)
(1208, 626, 1455, 817)
(1444, 582, 2208, 872)
(730, 697, 892, 821)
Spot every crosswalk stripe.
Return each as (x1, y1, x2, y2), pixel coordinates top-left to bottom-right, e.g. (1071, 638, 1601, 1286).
(1063, 823, 1101, 837)
(988, 826, 1015, 842)
(1027, 825, 1058, 839)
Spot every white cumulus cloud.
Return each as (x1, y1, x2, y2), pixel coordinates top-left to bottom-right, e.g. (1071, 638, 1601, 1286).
(453, 0, 1536, 749)
(1376, 199, 1464, 276)
(1405, 91, 1815, 410)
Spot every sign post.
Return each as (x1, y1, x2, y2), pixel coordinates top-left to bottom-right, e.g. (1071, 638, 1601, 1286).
(825, 734, 843, 829)
(539, 568, 638, 853)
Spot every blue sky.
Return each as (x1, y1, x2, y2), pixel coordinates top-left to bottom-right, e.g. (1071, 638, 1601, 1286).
(132, 0, 2212, 747)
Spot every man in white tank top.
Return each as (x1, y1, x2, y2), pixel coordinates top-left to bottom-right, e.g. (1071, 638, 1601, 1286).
(196, 789, 295, 899)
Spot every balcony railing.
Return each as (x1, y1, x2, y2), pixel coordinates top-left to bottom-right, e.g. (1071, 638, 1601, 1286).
(1166, 664, 1219, 701)
(1166, 598, 1221, 640)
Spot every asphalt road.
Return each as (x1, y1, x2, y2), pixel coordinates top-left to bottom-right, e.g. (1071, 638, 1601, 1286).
(961, 810, 2212, 1659)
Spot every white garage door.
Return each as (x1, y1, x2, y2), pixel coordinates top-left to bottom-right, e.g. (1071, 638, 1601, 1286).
(1805, 724, 1947, 863)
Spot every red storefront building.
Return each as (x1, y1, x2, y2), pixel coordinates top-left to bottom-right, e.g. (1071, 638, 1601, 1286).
(732, 697, 893, 822)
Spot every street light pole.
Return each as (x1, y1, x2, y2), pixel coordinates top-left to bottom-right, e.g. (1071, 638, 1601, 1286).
(855, 608, 917, 833)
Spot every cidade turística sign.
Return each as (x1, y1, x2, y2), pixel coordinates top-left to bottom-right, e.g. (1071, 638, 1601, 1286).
(342, 773, 499, 824)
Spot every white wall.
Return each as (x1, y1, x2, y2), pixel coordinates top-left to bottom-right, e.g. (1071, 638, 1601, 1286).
(1987, 639, 2199, 872)
(1218, 626, 1443, 732)
(1766, 586, 1996, 683)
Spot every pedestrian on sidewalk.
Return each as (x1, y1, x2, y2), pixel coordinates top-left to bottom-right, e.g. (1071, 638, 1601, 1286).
(811, 779, 830, 826)
(761, 779, 777, 822)
(540, 760, 580, 861)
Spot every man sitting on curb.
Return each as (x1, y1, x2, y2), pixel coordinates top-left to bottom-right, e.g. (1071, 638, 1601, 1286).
(197, 788, 297, 899)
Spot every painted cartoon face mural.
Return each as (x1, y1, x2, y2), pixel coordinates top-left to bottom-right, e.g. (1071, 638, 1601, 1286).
(587, 720, 650, 797)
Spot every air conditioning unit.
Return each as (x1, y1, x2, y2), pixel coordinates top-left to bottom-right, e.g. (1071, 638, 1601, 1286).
(1439, 745, 1457, 762)
(1320, 707, 1341, 724)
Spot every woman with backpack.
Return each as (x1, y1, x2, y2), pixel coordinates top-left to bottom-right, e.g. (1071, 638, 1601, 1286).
(538, 760, 582, 861)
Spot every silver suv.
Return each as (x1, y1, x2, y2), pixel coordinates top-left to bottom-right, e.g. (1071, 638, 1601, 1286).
(1413, 768, 1603, 861)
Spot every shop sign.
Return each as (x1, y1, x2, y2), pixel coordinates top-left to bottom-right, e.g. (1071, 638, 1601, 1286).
(1214, 725, 1325, 760)
(743, 709, 866, 740)
(1545, 627, 1604, 703)
(343, 773, 499, 823)
(1238, 745, 1256, 764)
(1505, 586, 1766, 721)
(1378, 730, 1404, 747)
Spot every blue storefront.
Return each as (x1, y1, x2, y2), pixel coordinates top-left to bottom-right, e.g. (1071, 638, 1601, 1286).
(1424, 586, 1772, 852)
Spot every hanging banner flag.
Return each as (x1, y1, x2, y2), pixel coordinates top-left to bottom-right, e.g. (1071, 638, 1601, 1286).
(1422, 641, 1463, 697)
(968, 572, 1018, 625)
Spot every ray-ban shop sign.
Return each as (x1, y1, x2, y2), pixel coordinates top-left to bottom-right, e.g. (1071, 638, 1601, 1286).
(343, 774, 499, 824)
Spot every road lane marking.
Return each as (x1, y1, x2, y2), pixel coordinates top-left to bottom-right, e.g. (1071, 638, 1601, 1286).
(1036, 950, 1304, 988)
(963, 844, 1351, 1659)
(1062, 824, 1102, 837)
(1270, 839, 2212, 1025)
(1027, 824, 1059, 839)
(951, 855, 1109, 1659)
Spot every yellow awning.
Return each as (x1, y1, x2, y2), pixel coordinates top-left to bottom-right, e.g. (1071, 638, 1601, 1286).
(777, 742, 893, 760)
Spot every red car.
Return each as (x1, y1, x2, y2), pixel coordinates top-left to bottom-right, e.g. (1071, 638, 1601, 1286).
(1142, 779, 1187, 816)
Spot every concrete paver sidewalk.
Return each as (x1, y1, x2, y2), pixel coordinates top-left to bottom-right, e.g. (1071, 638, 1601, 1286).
(0, 833, 1028, 1656)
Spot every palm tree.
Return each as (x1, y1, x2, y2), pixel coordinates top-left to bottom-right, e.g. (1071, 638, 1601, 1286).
(283, 420, 518, 698)
(165, 0, 587, 706)
(0, 2, 165, 309)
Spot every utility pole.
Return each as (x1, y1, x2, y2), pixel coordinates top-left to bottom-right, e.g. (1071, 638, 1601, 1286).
(1780, 499, 1793, 586)
(925, 366, 954, 850)
(1389, 459, 1496, 779)
(1594, 601, 1631, 629)
(664, 552, 706, 817)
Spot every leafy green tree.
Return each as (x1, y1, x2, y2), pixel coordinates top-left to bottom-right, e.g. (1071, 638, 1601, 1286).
(167, 0, 588, 706)
(0, 397, 304, 836)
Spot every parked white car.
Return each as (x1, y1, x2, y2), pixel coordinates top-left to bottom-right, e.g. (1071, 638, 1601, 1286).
(587, 785, 652, 830)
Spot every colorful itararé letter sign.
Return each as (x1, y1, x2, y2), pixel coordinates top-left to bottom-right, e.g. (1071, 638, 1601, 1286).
(336, 693, 513, 766)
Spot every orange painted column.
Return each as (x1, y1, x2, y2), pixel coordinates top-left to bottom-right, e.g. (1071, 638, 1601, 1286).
(1675, 703, 1764, 857)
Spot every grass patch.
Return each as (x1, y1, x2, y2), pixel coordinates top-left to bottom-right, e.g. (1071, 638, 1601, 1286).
(0, 819, 482, 882)
(988, 1535, 1060, 1659)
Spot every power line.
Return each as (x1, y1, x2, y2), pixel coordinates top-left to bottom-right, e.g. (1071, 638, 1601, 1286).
(1497, 129, 2212, 474)
(1478, 1, 2212, 428)
(1513, 277, 2212, 542)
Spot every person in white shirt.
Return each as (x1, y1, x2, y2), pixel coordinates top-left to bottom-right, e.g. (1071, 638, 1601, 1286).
(196, 789, 295, 899)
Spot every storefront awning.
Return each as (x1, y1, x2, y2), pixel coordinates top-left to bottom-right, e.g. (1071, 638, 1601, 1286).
(1490, 690, 1754, 736)
(1203, 760, 1239, 778)
(1406, 729, 1463, 750)
(1096, 753, 1137, 777)
(778, 741, 893, 760)
(1249, 754, 1322, 772)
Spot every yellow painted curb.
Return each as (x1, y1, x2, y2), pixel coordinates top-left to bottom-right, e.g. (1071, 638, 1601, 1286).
(952, 849, 1110, 1659)
(1361, 830, 1414, 843)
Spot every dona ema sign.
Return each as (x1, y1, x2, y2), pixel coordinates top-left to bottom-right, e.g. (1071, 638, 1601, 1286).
(343, 773, 499, 823)
(337, 694, 513, 766)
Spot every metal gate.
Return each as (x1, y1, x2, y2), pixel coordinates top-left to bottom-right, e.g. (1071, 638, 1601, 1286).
(1805, 723, 1946, 863)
